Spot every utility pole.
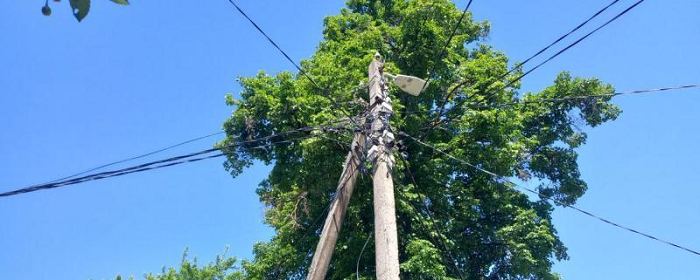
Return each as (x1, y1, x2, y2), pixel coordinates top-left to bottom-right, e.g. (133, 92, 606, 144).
(305, 53, 425, 280)
(306, 123, 365, 280)
(367, 53, 400, 280)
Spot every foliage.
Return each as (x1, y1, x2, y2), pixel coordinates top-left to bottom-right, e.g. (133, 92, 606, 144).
(41, 0, 129, 22)
(111, 249, 244, 280)
(218, 0, 621, 279)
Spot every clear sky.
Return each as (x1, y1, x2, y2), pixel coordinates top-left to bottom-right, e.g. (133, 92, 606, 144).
(1, 1, 698, 280)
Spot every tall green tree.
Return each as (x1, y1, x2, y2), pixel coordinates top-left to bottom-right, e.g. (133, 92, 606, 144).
(220, 0, 620, 279)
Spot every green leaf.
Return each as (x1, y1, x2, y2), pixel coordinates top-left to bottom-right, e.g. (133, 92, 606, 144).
(110, 0, 130, 5)
(69, 0, 90, 22)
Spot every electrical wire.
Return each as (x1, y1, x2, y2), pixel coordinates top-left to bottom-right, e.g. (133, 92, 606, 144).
(512, 184, 700, 257)
(433, 0, 645, 126)
(224, 0, 365, 132)
(472, 83, 700, 110)
(434, 0, 622, 120)
(420, 0, 474, 94)
(516, 83, 699, 105)
(40, 131, 225, 185)
(0, 122, 352, 198)
(399, 131, 700, 257)
(356, 234, 372, 280)
(491, 0, 620, 89)
(502, 0, 645, 90)
(21, 121, 345, 194)
(401, 83, 700, 115)
(400, 157, 466, 280)
(225, 0, 321, 91)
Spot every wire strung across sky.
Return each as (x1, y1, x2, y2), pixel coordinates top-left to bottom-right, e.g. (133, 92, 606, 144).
(0, 122, 353, 198)
(502, 0, 645, 90)
(399, 157, 467, 280)
(433, 0, 645, 123)
(18, 0, 362, 199)
(478, 83, 700, 109)
(7, 0, 693, 269)
(497, 0, 621, 85)
(400, 83, 700, 114)
(398, 131, 700, 257)
(224, 0, 365, 132)
(225, 0, 322, 91)
(40, 131, 225, 186)
(420, 0, 474, 94)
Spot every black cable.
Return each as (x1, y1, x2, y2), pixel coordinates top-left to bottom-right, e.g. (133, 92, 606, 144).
(401, 83, 700, 114)
(435, 0, 621, 121)
(399, 131, 700, 257)
(40, 131, 224, 185)
(400, 157, 466, 280)
(500, 0, 621, 83)
(502, 0, 645, 90)
(39, 136, 312, 191)
(355, 233, 372, 280)
(420, 0, 474, 94)
(513, 184, 700, 257)
(479, 83, 700, 109)
(0, 122, 352, 198)
(226, 0, 320, 90)
(18, 124, 329, 194)
(434, 0, 644, 124)
(225, 0, 365, 133)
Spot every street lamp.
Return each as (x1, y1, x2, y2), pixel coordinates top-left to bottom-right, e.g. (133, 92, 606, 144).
(384, 73, 428, 96)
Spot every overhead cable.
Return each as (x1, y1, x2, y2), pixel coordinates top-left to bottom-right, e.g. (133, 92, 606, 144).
(400, 157, 466, 280)
(421, 0, 475, 94)
(499, 0, 621, 84)
(482, 83, 700, 109)
(225, 0, 364, 131)
(502, 0, 645, 90)
(399, 130, 700, 257)
(40, 131, 225, 185)
(398, 83, 700, 114)
(435, 0, 645, 123)
(0, 122, 351, 198)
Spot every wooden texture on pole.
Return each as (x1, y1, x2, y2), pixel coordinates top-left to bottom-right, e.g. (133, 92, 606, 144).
(305, 130, 365, 280)
(368, 53, 400, 280)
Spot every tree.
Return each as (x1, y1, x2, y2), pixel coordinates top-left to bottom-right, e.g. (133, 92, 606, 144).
(40, 0, 129, 22)
(110, 249, 244, 280)
(217, 0, 621, 279)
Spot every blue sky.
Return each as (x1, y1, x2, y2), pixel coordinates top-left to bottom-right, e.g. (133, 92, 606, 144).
(1, 1, 698, 280)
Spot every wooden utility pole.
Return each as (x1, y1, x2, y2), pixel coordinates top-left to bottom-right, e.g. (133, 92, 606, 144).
(305, 53, 403, 280)
(305, 127, 365, 280)
(367, 53, 400, 280)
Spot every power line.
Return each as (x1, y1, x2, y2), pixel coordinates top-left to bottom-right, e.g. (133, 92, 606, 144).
(400, 157, 466, 280)
(433, 0, 644, 125)
(40, 131, 225, 186)
(436, 0, 622, 118)
(398, 130, 700, 257)
(402, 83, 700, 114)
(421, 0, 474, 94)
(502, 0, 645, 90)
(482, 83, 700, 109)
(498, 0, 621, 86)
(512, 184, 700, 257)
(356, 233, 372, 280)
(225, 0, 321, 91)
(224, 0, 365, 132)
(0, 123, 351, 198)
